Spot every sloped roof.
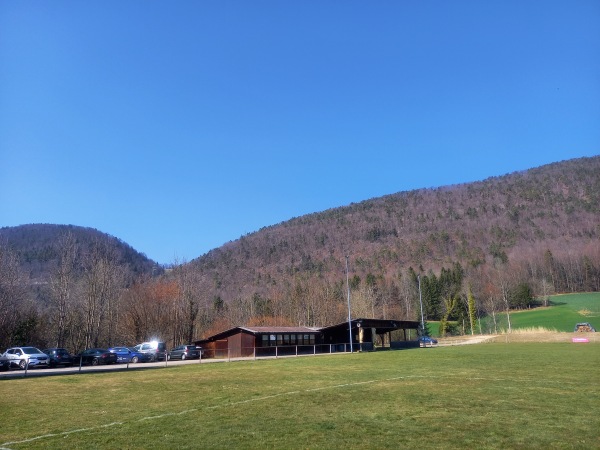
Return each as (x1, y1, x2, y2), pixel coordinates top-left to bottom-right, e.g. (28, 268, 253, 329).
(321, 318, 420, 332)
(195, 325, 320, 344)
(239, 326, 321, 334)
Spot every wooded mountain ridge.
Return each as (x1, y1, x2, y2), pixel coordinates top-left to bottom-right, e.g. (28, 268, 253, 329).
(0, 224, 161, 282)
(190, 156, 599, 298)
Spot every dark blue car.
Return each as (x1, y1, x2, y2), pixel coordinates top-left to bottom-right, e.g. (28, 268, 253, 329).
(76, 348, 118, 365)
(43, 348, 74, 367)
(108, 346, 151, 363)
(419, 336, 438, 347)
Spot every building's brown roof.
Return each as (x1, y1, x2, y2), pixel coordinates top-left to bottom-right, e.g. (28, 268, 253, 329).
(321, 318, 420, 332)
(239, 326, 320, 334)
(195, 325, 321, 345)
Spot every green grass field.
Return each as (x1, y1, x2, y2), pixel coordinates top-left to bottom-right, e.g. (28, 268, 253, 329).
(508, 292, 600, 331)
(430, 292, 600, 336)
(1, 343, 599, 449)
(486, 292, 600, 334)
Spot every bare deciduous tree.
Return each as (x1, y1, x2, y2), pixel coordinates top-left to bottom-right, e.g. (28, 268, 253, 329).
(49, 232, 78, 348)
(0, 243, 28, 348)
(172, 263, 202, 345)
(82, 239, 122, 348)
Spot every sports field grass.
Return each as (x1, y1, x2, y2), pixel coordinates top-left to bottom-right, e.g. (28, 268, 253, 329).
(1, 343, 598, 449)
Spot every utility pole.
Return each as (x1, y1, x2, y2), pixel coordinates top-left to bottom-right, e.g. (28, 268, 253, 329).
(345, 255, 353, 353)
(418, 275, 425, 336)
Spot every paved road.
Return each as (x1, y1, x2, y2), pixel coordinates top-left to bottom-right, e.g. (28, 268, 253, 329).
(0, 358, 212, 379)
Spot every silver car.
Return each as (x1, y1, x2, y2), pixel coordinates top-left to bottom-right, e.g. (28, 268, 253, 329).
(2, 347, 50, 369)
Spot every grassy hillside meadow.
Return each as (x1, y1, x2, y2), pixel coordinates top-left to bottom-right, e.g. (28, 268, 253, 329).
(507, 292, 600, 331)
(1, 342, 598, 449)
(428, 292, 600, 336)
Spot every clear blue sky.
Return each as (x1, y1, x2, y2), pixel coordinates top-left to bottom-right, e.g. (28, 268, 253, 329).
(1, 1, 599, 264)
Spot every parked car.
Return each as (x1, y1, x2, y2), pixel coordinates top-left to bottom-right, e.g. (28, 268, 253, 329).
(168, 345, 201, 360)
(0, 354, 10, 371)
(43, 348, 74, 367)
(419, 336, 438, 347)
(133, 341, 167, 361)
(2, 347, 50, 369)
(108, 346, 151, 363)
(76, 348, 118, 366)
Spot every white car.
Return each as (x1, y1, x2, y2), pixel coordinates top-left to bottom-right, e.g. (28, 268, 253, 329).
(2, 347, 50, 369)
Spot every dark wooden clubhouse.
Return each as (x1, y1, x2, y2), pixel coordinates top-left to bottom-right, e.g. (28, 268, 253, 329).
(195, 318, 420, 359)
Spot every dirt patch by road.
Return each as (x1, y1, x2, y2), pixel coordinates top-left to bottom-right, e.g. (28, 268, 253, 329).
(438, 335, 498, 346)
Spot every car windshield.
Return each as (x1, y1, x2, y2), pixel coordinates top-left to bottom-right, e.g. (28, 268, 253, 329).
(22, 347, 43, 354)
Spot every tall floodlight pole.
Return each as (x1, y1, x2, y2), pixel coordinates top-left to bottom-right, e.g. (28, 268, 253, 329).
(418, 275, 425, 335)
(345, 255, 353, 353)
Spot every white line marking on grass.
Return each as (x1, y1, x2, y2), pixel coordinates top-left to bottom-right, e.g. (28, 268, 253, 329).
(206, 391, 302, 409)
(306, 380, 376, 391)
(0, 373, 572, 448)
(138, 412, 177, 421)
(0, 422, 122, 448)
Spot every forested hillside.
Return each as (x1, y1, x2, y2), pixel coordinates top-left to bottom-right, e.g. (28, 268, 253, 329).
(187, 156, 600, 333)
(0, 225, 161, 350)
(1, 157, 598, 351)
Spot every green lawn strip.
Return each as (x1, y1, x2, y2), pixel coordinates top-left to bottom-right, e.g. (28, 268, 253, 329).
(510, 307, 583, 330)
(406, 293, 599, 336)
(550, 292, 600, 313)
(1, 345, 599, 449)
(475, 292, 600, 334)
(507, 292, 600, 332)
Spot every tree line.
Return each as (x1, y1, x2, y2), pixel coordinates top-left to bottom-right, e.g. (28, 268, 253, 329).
(0, 233, 205, 352)
(1, 230, 598, 352)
